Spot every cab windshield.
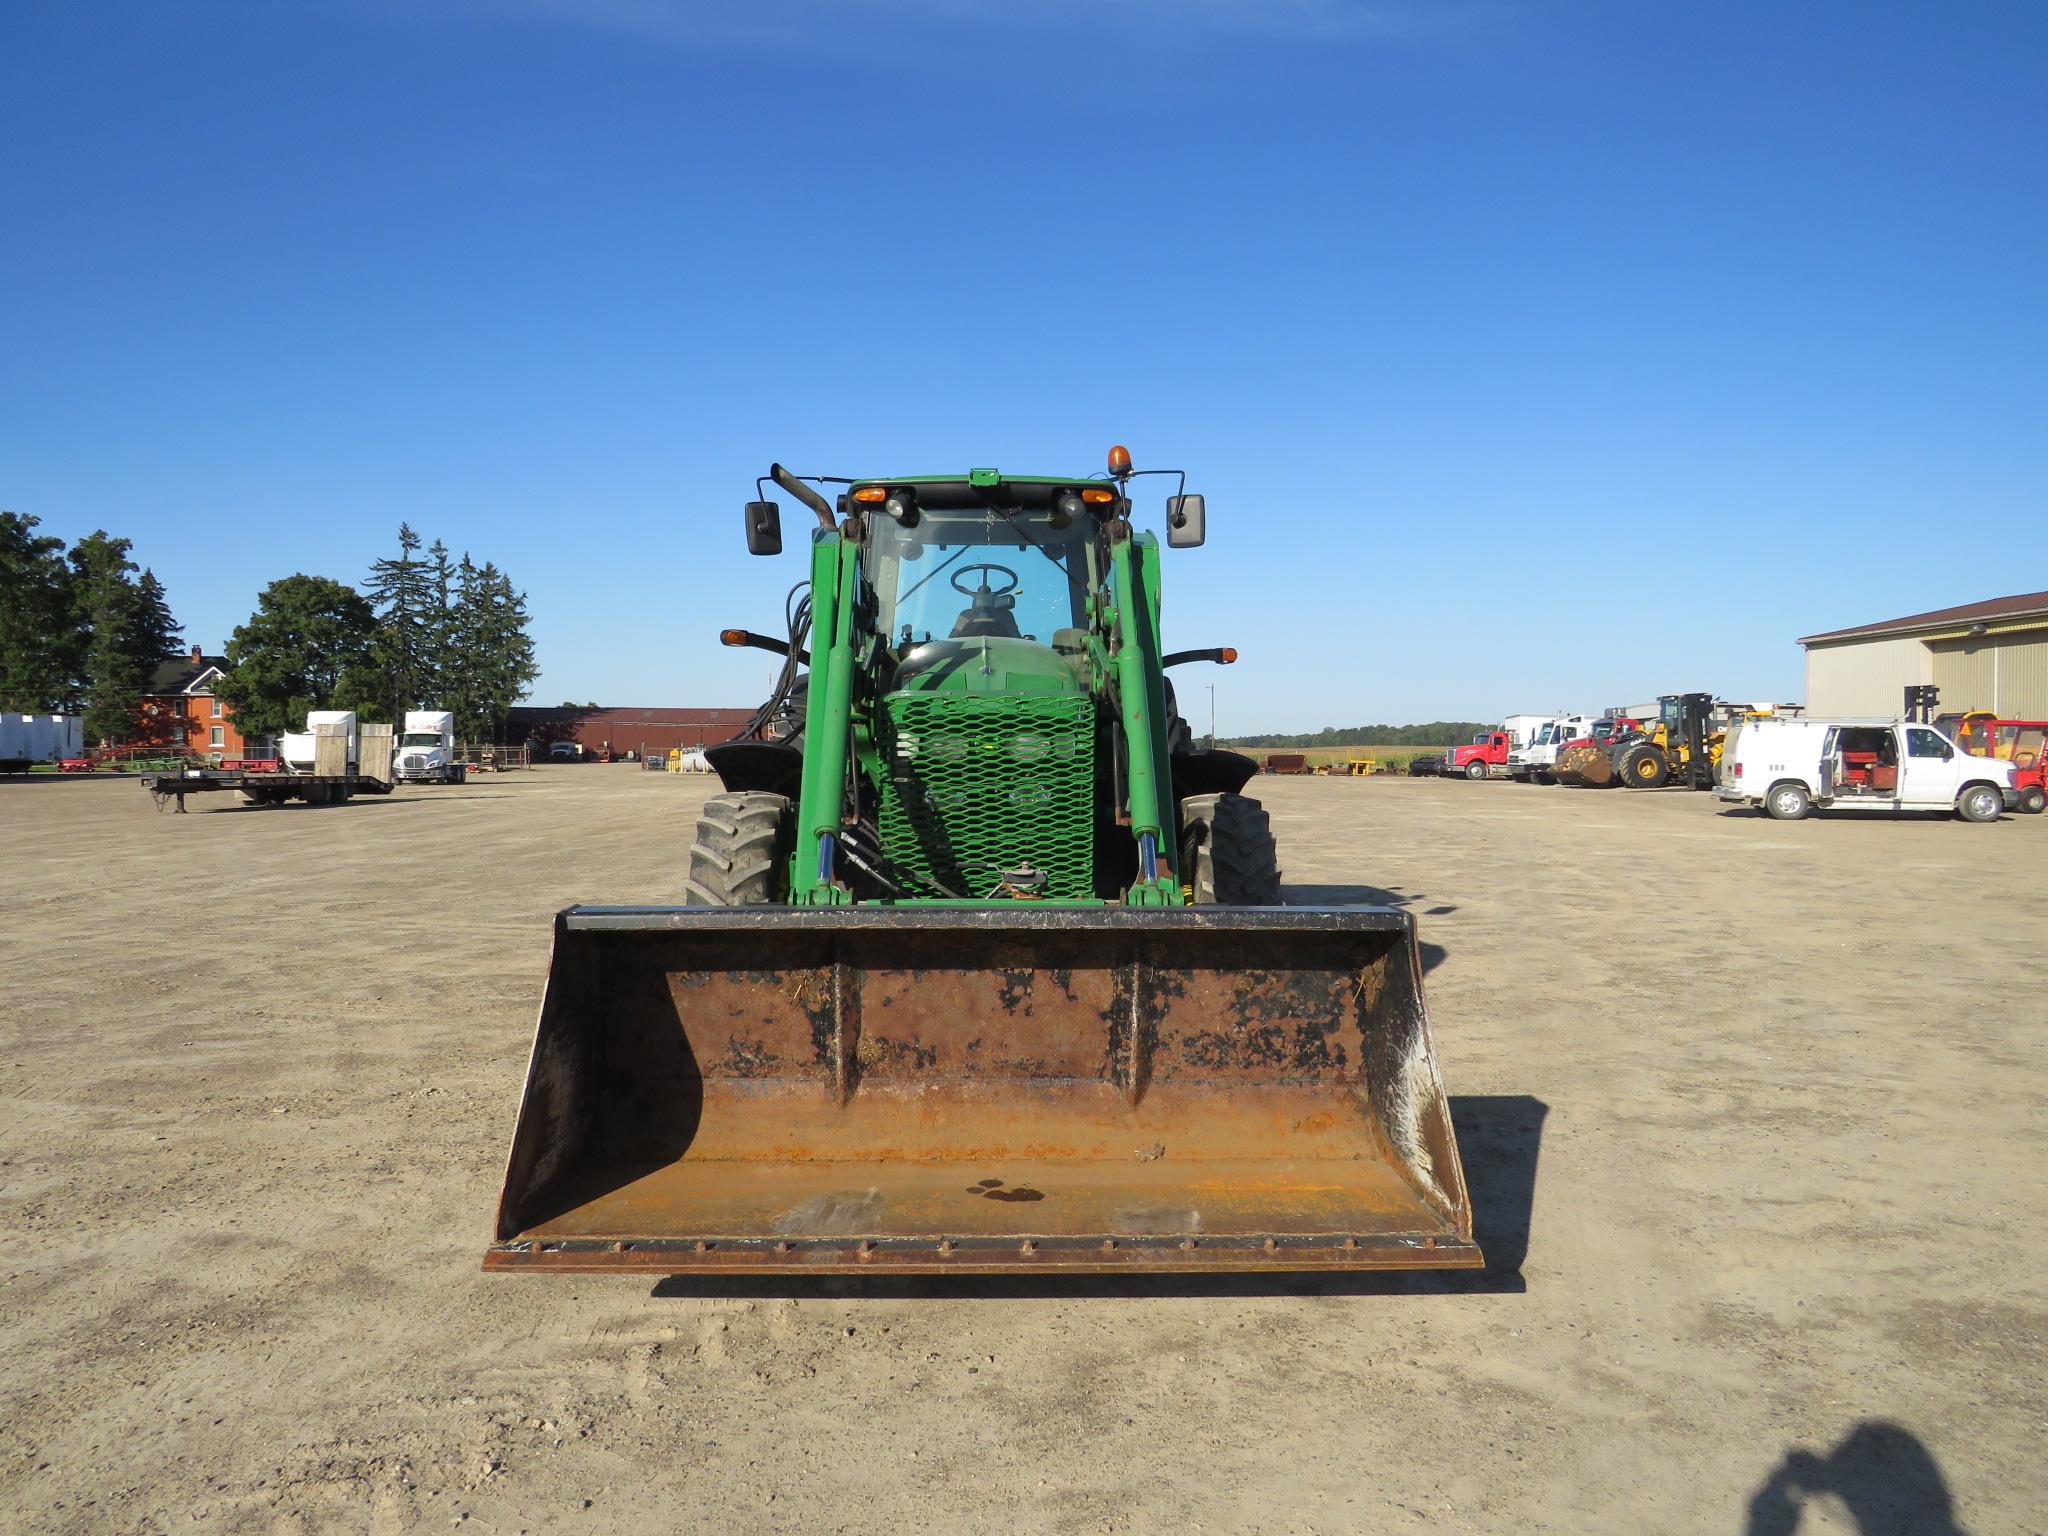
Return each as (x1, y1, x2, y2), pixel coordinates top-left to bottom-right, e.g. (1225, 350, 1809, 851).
(400, 733, 442, 747)
(868, 506, 1095, 647)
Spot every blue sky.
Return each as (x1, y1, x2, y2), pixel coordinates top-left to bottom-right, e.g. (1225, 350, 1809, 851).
(3, 0, 2043, 732)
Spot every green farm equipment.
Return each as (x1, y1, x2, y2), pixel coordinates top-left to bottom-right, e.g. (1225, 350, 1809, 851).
(487, 449, 1478, 1275)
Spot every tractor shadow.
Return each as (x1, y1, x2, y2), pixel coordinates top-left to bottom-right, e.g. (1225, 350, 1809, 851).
(649, 1095, 1545, 1303)
(1284, 882, 1452, 974)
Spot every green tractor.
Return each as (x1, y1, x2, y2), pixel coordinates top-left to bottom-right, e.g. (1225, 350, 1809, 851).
(487, 449, 1477, 1276)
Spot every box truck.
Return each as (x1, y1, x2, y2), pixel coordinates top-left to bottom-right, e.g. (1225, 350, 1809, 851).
(0, 714, 84, 772)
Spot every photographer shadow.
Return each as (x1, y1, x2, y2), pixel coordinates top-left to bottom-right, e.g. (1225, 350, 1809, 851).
(1747, 1421, 1966, 1535)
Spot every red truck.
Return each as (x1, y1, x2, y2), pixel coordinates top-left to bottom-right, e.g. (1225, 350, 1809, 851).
(1446, 730, 1513, 781)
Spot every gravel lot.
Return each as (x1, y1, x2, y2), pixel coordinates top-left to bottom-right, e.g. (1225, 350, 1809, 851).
(3, 767, 2042, 1534)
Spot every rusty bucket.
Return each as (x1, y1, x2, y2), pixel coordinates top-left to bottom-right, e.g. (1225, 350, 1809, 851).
(1553, 742, 1616, 787)
(485, 906, 1479, 1275)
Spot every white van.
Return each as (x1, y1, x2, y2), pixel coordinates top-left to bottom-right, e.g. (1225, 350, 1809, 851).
(1716, 716, 2016, 822)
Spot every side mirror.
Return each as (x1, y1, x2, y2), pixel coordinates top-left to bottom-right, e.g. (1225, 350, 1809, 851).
(744, 501, 782, 557)
(1166, 493, 1206, 548)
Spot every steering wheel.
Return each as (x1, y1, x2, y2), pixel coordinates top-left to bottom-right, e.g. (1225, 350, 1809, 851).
(950, 562, 1020, 598)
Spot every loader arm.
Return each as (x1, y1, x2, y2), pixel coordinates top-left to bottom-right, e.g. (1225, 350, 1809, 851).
(793, 528, 862, 905)
(1109, 530, 1179, 902)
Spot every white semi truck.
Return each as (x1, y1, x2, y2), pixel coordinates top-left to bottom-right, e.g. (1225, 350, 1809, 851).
(1508, 713, 1599, 783)
(394, 710, 465, 784)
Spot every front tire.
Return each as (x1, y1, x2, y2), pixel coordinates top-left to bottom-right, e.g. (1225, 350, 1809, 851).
(1464, 759, 1488, 781)
(1619, 743, 1669, 789)
(685, 792, 793, 904)
(1766, 782, 1811, 821)
(1956, 785, 2004, 823)
(1181, 792, 1282, 905)
(2018, 785, 2046, 815)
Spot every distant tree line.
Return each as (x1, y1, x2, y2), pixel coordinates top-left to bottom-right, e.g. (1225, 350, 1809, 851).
(1219, 722, 1492, 749)
(0, 512, 183, 740)
(1, 510, 538, 747)
(219, 523, 539, 743)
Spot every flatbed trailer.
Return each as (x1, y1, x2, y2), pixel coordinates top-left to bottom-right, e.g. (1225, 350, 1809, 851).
(139, 768, 395, 812)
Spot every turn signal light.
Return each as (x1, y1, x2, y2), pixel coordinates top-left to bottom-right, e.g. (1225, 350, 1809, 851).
(851, 486, 888, 503)
(719, 629, 748, 647)
(1219, 647, 1238, 664)
(1081, 487, 1115, 504)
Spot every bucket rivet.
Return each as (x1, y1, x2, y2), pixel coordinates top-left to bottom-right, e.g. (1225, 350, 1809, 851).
(528, 1241, 543, 1255)
(1179, 1239, 1197, 1251)
(1020, 1240, 1037, 1255)
(1263, 1238, 1278, 1253)
(775, 1240, 792, 1254)
(858, 1242, 875, 1261)
(938, 1240, 954, 1255)
(1101, 1240, 1116, 1252)
(694, 1240, 709, 1253)
(610, 1240, 628, 1253)
(1342, 1237, 1358, 1251)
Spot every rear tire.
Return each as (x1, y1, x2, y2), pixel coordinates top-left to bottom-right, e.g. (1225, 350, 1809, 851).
(1956, 785, 2003, 823)
(1181, 792, 1282, 905)
(1765, 782, 1811, 821)
(1619, 743, 1669, 789)
(2019, 785, 2046, 815)
(686, 792, 793, 904)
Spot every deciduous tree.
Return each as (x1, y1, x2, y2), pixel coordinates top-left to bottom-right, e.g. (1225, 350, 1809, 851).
(216, 575, 381, 741)
(0, 511, 80, 712)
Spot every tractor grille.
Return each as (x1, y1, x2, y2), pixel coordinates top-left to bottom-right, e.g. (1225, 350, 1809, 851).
(877, 694, 1095, 900)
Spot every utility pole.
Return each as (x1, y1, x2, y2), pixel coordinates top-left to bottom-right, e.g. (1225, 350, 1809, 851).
(1207, 684, 1216, 749)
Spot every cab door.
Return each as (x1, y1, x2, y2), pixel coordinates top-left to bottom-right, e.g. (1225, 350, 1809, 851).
(1899, 726, 1958, 805)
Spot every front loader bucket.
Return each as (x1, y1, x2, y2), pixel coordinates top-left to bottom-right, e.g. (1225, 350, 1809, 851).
(486, 906, 1480, 1275)
(1554, 744, 1616, 787)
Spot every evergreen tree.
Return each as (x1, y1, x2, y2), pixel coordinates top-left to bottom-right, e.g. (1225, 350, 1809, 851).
(444, 553, 486, 739)
(216, 575, 381, 741)
(424, 537, 456, 702)
(0, 511, 81, 711)
(126, 568, 184, 672)
(68, 531, 151, 743)
(363, 523, 435, 722)
(446, 554, 538, 742)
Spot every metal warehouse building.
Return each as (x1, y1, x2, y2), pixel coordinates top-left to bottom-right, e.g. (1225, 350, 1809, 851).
(1800, 590, 2048, 718)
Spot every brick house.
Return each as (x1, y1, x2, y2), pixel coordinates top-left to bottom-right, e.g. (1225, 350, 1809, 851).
(136, 645, 272, 761)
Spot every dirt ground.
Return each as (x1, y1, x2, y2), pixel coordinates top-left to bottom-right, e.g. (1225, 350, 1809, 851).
(3, 767, 2043, 1535)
